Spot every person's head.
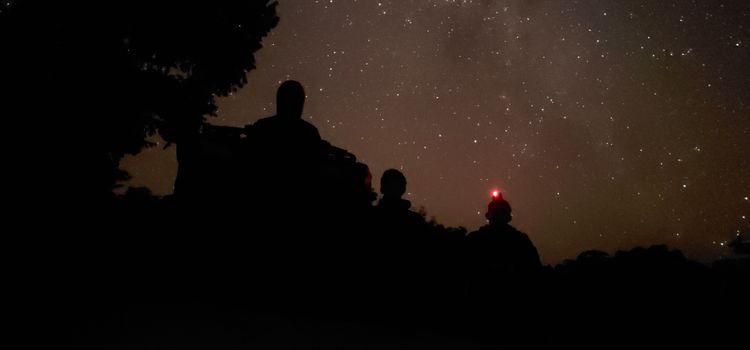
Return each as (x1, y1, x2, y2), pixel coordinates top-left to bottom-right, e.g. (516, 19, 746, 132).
(486, 198, 512, 225)
(276, 80, 305, 119)
(380, 169, 407, 199)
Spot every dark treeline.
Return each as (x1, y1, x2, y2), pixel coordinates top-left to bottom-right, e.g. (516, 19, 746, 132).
(3, 2, 747, 348)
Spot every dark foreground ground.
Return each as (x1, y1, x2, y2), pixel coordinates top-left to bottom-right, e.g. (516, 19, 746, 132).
(34, 202, 746, 349)
(56, 233, 748, 349)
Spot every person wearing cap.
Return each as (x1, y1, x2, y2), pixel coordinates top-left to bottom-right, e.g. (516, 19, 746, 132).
(466, 193, 542, 296)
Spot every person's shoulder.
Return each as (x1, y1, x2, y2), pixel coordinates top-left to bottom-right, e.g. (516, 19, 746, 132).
(507, 227, 536, 248)
(467, 226, 490, 239)
(299, 119, 320, 132)
(253, 116, 278, 127)
(506, 225, 529, 238)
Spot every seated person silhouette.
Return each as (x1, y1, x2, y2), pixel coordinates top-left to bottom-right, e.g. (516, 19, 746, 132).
(467, 193, 541, 279)
(243, 80, 323, 203)
(248, 80, 322, 161)
(374, 170, 432, 253)
(376, 169, 426, 227)
(371, 169, 432, 301)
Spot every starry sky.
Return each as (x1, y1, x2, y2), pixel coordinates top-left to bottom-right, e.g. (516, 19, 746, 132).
(122, 0, 750, 263)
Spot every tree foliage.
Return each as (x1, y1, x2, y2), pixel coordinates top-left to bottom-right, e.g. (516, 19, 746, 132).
(8, 1, 279, 197)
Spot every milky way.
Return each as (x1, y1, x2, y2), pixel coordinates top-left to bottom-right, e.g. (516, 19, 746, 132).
(123, 0, 750, 263)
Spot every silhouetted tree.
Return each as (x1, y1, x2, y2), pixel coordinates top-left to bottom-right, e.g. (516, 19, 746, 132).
(15, 1, 278, 201)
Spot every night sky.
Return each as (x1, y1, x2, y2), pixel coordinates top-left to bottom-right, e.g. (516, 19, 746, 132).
(122, 0, 750, 263)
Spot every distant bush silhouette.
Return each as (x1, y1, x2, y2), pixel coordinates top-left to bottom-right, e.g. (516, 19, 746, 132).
(729, 232, 750, 255)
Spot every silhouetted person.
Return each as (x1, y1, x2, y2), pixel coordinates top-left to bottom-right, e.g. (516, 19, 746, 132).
(242, 80, 324, 208)
(466, 194, 541, 298)
(376, 169, 426, 230)
(370, 169, 434, 305)
(247, 80, 322, 162)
